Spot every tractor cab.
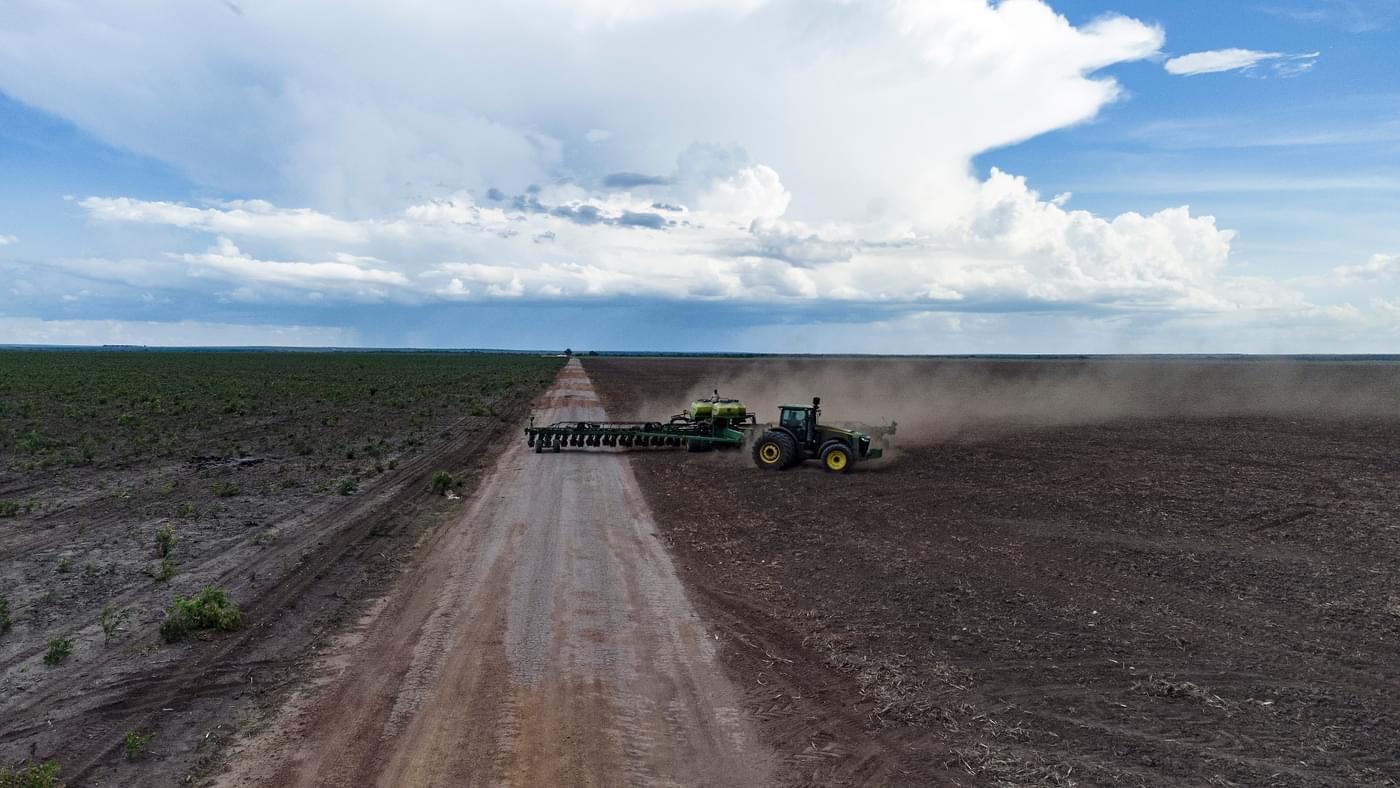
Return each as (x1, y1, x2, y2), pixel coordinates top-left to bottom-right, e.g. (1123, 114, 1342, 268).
(778, 402, 817, 442)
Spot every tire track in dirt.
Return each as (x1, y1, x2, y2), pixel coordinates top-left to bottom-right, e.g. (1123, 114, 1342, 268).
(217, 360, 773, 787)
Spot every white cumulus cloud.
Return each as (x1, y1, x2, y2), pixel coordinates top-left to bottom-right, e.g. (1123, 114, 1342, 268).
(174, 238, 410, 304)
(77, 165, 1243, 314)
(1331, 253, 1398, 283)
(0, 234, 17, 246)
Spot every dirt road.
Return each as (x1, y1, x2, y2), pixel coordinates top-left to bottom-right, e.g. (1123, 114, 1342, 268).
(221, 360, 771, 787)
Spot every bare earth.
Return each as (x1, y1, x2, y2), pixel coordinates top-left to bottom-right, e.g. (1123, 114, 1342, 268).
(219, 360, 772, 787)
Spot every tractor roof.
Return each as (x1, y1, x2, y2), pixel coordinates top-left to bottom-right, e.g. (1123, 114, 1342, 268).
(779, 404, 814, 410)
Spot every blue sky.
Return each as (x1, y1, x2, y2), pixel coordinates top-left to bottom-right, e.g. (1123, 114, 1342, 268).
(1, 0, 1397, 352)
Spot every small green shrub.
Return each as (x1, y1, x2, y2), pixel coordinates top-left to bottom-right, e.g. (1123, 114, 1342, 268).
(155, 557, 177, 582)
(176, 502, 198, 518)
(212, 481, 240, 498)
(0, 595, 11, 633)
(428, 470, 454, 495)
(43, 637, 72, 666)
(55, 556, 71, 574)
(0, 760, 61, 788)
(160, 586, 241, 642)
(336, 477, 358, 496)
(122, 730, 153, 761)
(0, 500, 19, 518)
(100, 605, 129, 644)
(155, 525, 176, 558)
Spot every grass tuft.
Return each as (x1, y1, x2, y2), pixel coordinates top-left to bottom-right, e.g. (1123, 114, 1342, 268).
(155, 524, 176, 558)
(0, 760, 62, 788)
(100, 605, 129, 644)
(160, 586, 241, 642)
(43, 637, 72, 666)
(122, 730, 153, 761)
(154, 557, 177, 582)
(428, 470, 454, 496)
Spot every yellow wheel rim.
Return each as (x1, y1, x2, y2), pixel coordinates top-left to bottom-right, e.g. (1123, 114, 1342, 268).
(826, 450, 848, 470)
(759, 443, 781, 464)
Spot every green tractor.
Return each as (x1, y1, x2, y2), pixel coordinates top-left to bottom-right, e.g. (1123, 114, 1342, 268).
(751, 397, 889, 473)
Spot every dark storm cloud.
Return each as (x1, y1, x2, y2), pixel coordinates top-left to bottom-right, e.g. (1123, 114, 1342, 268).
(602, 172, 675, 189)
(550, 204, 604, 224)
(496, 191, 672, 230)
(617, 211, 667, 229)
(486, 187, 506, 201)
(512, 194, 546, 213)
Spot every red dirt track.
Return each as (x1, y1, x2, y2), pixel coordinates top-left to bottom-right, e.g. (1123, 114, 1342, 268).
(585, 356, 1400, 787)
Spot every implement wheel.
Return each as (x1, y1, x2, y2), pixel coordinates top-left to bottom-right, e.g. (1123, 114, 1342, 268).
(820, 442, 853, 474)
(752, 431, 797, 470)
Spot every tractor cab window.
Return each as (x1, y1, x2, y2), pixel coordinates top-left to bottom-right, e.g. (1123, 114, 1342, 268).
(780, 408, 808, 433)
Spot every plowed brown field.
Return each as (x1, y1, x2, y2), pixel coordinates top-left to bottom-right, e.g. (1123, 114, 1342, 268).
(585, 356, 1400, 787)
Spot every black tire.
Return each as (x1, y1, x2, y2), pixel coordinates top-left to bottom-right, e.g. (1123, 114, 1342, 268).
(752, 431, 797, 470)
(534, 438, 543, 454)
(552, 436, 562, 453)
(820, 441, 854, 474)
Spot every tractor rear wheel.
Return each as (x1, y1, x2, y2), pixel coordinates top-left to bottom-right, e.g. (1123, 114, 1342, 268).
(820, 442, 853, 474)
(752, 431, 797, 470)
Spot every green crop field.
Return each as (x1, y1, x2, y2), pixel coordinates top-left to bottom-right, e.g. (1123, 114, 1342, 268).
(0, 351, 563, 474)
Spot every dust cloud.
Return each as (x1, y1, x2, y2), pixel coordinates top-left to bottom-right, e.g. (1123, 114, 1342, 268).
(645, 358, 1400, 446)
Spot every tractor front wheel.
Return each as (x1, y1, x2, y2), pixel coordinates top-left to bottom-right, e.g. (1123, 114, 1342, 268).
(752, 431, 797, 470)
(820, 442, 854, 474)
